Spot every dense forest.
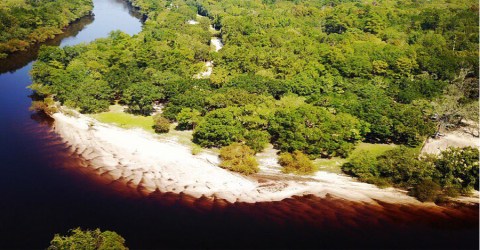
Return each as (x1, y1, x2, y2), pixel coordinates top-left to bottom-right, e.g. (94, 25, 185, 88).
(0, 0, 93, 58)
(30, 0, 479, 199)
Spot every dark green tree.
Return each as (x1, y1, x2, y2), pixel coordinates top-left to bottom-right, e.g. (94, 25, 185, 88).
(122, 82, 163, 115)
(193, 108, 245, 147)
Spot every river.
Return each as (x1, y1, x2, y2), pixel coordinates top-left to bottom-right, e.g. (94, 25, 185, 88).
(0, 0, 478, 249)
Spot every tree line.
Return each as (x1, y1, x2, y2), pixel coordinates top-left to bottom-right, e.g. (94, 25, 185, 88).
(0, 0, 93, 58)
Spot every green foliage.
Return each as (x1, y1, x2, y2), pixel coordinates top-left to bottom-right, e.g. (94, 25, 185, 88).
(193, 107, 245, 147)
(435, 146, 479, 192)
(176, 108, 202, 130)
(162, 81, 212, 120)
(278, 150, 317, 175)
(342, 146, 434, 187)
(341, 151, 380, 183)
(224, 75, 290, 98)
(391, 77, 447, 104)
(123, 82, 163, 115)
(48, 228, 127, 250)
(29, 0, 479, 163)
(376, 147, 436, 187)
(244, 130, 271, 153)
(0, 0, 93, 54)
(29, 96, 58, 115)
(342, 146, 479, 201)
(410, 179, 442, 202)
(269, 104, 366, 157)
(153, 114, 170, 133)
(205, 88, 273, 110)
(219, 143, 259, 175)
(31, 44, 114, 113)
(71, 79, 113, 113)
(308, 82, 436, 146)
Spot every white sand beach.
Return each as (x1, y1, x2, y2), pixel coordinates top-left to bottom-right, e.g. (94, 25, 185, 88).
(52, 111, 446, 205)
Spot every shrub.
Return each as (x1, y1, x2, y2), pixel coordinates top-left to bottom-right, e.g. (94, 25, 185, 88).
(153, 114, 170, 133)
(342, 147, 438, 189)
(278, 150, 317, 175)
(410, 179, 441, 202)
(443, 186, 461, 197)
(343, 146, 478, 201)
(48, 228, 127, 250)
(219, 143, 259, 175)
(29, 96, 58, 115)
(435, 147, 479, 192)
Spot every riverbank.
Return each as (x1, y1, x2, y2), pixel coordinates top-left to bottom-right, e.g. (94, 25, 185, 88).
(0, 1, 94, 58)
(52, 110, 479, 205)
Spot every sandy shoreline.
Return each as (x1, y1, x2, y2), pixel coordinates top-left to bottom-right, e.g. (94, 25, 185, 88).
(421, 128, 479, 155)
(51, 111, 477, 205)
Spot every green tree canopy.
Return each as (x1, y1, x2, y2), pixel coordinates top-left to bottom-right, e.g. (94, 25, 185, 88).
(48, 228, 128, 250)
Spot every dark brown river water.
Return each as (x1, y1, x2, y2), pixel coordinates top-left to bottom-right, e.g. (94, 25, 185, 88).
(0, 0, 478, 249)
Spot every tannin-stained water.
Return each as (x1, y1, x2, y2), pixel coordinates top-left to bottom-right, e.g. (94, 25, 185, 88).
(0, 0, 477, 249)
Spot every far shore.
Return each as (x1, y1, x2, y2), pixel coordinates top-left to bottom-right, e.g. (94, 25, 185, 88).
(51, 109, 479, 205)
